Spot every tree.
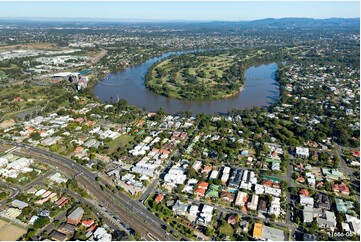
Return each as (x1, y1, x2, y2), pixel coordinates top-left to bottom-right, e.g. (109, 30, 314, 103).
(25, 228, 36, 240)
(33, 217, 50, 229)
(309, 220, 318, 234)
(205, 227, 214, 237)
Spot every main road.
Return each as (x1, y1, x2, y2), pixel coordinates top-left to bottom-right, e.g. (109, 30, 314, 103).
(0, 140, 180, 241)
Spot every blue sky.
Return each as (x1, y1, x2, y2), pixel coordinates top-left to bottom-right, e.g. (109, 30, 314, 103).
(0, 1, 359, 21)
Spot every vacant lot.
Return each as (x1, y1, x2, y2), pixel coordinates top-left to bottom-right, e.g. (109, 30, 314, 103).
(0, 219, 26, 241)
(106, 134, 134, 153)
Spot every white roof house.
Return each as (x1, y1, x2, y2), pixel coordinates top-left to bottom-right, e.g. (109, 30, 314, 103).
(223, 166, 231, 174)
(300, 195, 314, 207)
(199, 205, 214, 224)
(164, 165, 187, 185)
(235, 191, 248, 206)
(192, 160, 202, 171)
(296, 147, 310, 158)
(0, 158, 8, 168)
(11, 199, 29, 209)
(221, 173, 229, 183)
(7, 158, 33, 171)
(247, 194, 259, 210)
(269, 197, 281, 217)
(345, 215, 360, 235)
(93, 227, 112, 241)
(209, 170, 219, 179)
(189, 205, 199, 217)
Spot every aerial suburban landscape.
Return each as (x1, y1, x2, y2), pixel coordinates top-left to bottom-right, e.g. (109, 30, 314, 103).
(0, 1, 359, 241)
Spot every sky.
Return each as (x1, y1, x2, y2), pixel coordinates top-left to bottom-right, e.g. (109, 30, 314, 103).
(0, 1, 359, 21)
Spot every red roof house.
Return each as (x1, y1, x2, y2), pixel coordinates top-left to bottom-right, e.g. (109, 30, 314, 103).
(299, 189, 310, 197)
(194, 188, 206, 197)
(198, 182, 209, 190)
(155, 194, 164, 203)
(82, 219, 95, 227)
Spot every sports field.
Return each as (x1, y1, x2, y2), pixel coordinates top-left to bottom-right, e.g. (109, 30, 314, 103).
(0, 219, 26, 241)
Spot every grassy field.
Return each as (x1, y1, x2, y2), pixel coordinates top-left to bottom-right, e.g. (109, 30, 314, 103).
(106, 134, 134, 153)
(0, 85, 68, 119)
(0, 219, 26, 241)
(0, 42, 63, 51)
(146, 52, 244, 101)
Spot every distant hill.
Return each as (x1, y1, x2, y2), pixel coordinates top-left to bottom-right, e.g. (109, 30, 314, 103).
(248, 17, 360, 28)
(0, 17, 358, 29)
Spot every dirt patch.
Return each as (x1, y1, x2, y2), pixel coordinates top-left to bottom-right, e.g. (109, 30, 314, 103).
(0, 119, 16, 129)
(0, 219, 27, 241)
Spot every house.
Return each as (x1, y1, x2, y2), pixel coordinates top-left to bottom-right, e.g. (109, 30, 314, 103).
(253, 223, 263, 240)
(262, 225, 286, 241)
(221, 173, 230, 183)
(345, 215, 360, 235)
(235, 191, 248, 206)
(247, 194, 259, 210)
(253, 222, 286, 240)
(299, 189, 310, 197)
(239, 220, 249, 232)
(269, 197, 281, 217)
(13, 97, 24, 102)
(205, 184, 219, 198)
(67, 207, 84, 225)
(57, 223, 77, 235)
(93, 227, 112, 241)
(198, 205, 214, 225)
(315, 193, 331, 210)
(295, 147, 309, 158)
(82, 219, 95, 228)
(296, 176, 305, 183)
(197, 181, 209, 190)
(322, 168, 346, 180)
(305, 172, 316, 187)
(202, 165, 212, 174)
(303, 206, 323, 224)
(188, 205, 199, 217)
(220, 191, 235, 202)
(331, 182, 350, 196)
(317, 211, 337, 231)
(11, 199, 28, 209)
(209, 170, 219, 179)
(164, 165, 187, 185)
(56, 197, 70, 207)
(192, 161, 202, 171)
(227, 215, 237, 225)
(335, 198, 354, 214)
(155, 194, 164, 203)
(223, 166, 231, 174)
(73, 146, 84, 154)
(49, 230, 67, 241)
(228, 169, 242, 188)
(194, 188, 206, 197)
(300, 195, 314, 207)
(172, 200, 189, 215)
(258, 199, 268, 214)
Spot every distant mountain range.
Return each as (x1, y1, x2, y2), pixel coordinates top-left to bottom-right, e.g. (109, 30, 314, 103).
(248, 17, 360, 28)
(0, 17, 359, 28)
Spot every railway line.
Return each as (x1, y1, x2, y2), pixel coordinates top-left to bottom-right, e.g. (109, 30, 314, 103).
(0, 141, 175, 241)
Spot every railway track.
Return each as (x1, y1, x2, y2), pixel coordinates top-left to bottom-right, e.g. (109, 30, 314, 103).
(8, 148, 171, 241)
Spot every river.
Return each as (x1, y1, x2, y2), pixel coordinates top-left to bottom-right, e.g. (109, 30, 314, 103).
(93, 50, 279, 114)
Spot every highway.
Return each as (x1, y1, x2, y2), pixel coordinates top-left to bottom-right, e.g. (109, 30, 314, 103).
(0, 140, 178, 241)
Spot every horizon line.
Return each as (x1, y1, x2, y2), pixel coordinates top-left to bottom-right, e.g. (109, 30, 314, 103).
(0, 16, 359, 23)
